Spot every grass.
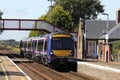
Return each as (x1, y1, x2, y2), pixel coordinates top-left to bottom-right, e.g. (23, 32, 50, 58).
(7, 46, 20, 53)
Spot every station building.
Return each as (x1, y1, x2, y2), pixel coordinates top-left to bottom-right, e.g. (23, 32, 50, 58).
(77, 9, 120, 62)
(84, 20, 116, 61)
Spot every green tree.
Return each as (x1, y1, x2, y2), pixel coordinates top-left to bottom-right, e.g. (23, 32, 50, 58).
(29, 31, 40, 37)
(55, 0, 104, 25)
(111, 41, 120, 61)
(112, 41, 120, 55)
(29, 30, 47, 37)
(29, 0, 104, 37)
(39, 15, 47, 20)
(40, 5, 72, 30)
(49, 5, 72, 30)
(29, 5, 72, 37)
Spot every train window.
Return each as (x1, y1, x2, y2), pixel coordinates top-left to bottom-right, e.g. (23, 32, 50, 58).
(28, 41, 31, 49)
(52, 37, 74, 50)
(32, 41, 37, 50)
(38, 40, 43, 51)
(20, 41, 23, 48)
(24, 41, 27, 48)
(44, 41, 47, 51)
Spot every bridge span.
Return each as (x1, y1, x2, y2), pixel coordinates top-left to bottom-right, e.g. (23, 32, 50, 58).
(0, 19, 64, 33)
(0, 19, 77, 41)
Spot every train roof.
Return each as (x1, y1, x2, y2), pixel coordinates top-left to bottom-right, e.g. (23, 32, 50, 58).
(21, 32, 75, 42)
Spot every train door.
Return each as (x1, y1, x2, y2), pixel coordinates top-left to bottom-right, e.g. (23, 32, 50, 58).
(24, 41, 27, 52)
(37, 39, 44, 55)
(38, 38, 49, 65)
(43, 38, 47, 53)
(32, 40, 37, 52)
(20, 40, 24, 57)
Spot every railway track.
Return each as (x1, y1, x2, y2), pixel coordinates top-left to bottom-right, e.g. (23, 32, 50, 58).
(0, 46, 97, 80)
(18, 62, 73, 80)
(65, 71, 97, 80)
(17, 62, 52, 80)
(25, 62, 100, 80)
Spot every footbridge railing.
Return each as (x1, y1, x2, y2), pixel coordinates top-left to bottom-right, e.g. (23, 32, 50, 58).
(0, 19, 77, 41)
(0, 19, 64, 33)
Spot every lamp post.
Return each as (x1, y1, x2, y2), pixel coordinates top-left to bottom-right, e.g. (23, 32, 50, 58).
(102, 13, 109, 63)
(0, 10, 3, 28)
(0, 10, 3, 19)
(83, 20, 86, 59)
(48, 0, 55, 24)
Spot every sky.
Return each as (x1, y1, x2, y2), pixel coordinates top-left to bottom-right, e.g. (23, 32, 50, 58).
(0, 0, 120, 41)
(97, 0, 120, 20)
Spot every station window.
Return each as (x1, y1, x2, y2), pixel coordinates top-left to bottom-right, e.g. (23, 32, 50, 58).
(117, 9, 120, 24)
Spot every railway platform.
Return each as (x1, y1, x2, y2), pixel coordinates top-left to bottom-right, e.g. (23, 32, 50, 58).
(0, 56, 31, 80)
(77, 59, 120, 80)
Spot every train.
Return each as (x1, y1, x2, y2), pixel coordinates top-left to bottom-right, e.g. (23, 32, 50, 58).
(20, 32, 77, 70)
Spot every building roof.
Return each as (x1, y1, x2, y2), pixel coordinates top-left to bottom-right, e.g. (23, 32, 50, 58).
(85, 20, 116, 39)
(100, 23, 120, 39)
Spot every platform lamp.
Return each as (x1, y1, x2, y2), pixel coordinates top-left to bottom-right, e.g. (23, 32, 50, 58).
(102, 13, 109, 63)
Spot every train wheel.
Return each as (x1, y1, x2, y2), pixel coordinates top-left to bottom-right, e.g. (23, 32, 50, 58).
(24, 53, 27, 58)
(35, 56, 41, 64)
(31, 55, 34, 60)
(29, 54, 32, 59)
(41, 58, 48, 66)
(20, 51, 24, 57)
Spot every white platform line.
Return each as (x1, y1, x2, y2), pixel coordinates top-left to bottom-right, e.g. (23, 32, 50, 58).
(7, 56, 32, 80)
(78, 62, 120, 73)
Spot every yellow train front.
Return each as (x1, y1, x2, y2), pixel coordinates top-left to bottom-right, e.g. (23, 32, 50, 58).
(49, 33, 77, 71)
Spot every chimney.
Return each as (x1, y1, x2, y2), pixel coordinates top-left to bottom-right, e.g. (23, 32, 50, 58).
(116, 8, 120, 24)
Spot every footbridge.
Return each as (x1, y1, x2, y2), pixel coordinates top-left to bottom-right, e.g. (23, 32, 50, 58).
(0, 19, 64, 33)
(0, 19, 77, 41)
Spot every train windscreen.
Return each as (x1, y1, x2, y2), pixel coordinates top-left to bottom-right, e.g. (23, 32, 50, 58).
(52, 37, 74, 50)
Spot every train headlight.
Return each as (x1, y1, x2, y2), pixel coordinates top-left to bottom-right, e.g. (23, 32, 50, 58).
(69, 52, 73, 56)
(51, 51, 56, 57)
(51, 52, 53, 55)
